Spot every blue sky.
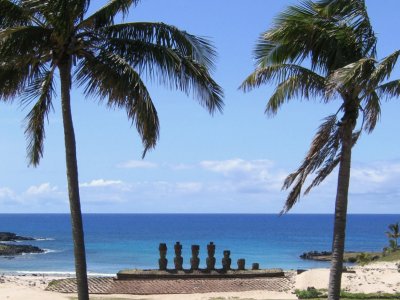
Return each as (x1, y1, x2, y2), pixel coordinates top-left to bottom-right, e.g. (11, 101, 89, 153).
(1, 0, 400, 214)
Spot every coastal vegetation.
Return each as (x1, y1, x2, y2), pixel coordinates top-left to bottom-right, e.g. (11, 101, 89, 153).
(385, 222, 400, 251)
(0, 1, 223, 299)
(241, 1, 400, 299)
(295, 287, 400, 299)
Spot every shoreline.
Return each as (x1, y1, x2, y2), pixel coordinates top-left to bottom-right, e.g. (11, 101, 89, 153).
(0, 260, 399, 299)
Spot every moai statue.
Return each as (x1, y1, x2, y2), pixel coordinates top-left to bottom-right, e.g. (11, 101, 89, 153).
(252, 263, 260, 270)
(237, 258, 246, 270)
(190, 245, 200, 270)
(174, 242, 183, 270)
(206, 242, 216, 270)
(158, 243, 168, 271)
(222, 250, 231, 271)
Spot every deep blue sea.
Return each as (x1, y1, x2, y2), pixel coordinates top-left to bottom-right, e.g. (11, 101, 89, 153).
(0, 214, 399, 275)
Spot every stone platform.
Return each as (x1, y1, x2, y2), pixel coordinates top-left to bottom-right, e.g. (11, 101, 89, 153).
(46, 273, 294, 295)
(117, 268, 285, 280)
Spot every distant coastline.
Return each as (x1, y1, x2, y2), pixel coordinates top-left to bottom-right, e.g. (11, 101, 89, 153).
(0, 232, 45, 256)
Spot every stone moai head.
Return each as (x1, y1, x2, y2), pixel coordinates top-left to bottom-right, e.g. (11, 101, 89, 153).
(207, 242, 215, 256)
(159, 243, 167, 257)
(191, 244, 200, 256)
(174, 241, 182, 256)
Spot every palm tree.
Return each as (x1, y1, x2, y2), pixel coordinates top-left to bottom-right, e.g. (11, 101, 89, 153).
(240, 1, 400, 299)
(0, 1, 223, 299)
(386, 222, 400, 250)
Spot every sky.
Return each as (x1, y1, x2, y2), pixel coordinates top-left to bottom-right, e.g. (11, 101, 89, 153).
(1, 0, 400, 214)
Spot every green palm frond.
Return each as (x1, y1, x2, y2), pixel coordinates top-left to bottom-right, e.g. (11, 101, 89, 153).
(75, 51, 159, 155)
(24, 67, 55, 166)
(368, 50, 400, 87)
(241, 64, 325, 91)
(376, 80, 400, 99)
(0, 61, 29, 101)
(361, 91, 380, 133)
(325, 58, 375, 98)
(0, 0, 31, 28)
(0, 26, 51, 60)
(256, 0, 363, 73)
(103, 22, 217, 70)
(79, 0, 139, 29)
(240, 64, 326, 115)
(316, 0, 377, 57)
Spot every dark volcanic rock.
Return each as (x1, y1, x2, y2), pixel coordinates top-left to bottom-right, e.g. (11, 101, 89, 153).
(300, 251, 332, 261)
(0, 243, 44, 256)
(0, 232, 35, 241)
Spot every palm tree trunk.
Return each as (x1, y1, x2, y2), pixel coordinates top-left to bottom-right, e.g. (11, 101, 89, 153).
(328, 114, 354, 300)
(59, 60, 89, 300)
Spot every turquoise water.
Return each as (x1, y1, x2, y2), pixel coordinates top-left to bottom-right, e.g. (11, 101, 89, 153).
(0, 214, 398, 275)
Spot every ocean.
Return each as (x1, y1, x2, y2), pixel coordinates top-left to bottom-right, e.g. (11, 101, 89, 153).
(0, 214, 399, 275)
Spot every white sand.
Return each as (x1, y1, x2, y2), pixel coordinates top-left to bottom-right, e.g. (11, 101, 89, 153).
(0, 261, 398, 299)
(295, 261, 400, 294)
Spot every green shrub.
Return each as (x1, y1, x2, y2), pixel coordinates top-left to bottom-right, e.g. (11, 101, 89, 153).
(295, 287, 324, 299)
(356, 252, 373, 266)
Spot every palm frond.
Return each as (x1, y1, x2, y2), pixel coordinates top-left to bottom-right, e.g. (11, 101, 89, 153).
(24, 67, 55, 166)
(361, 91, 380, 133)
(75, 51, 159, 155)
(0, 61, 29, 101)
(104, 36, 223, 114)
(375, 80, 400, 99)
(316, 0, 377, 57)
(240, 64, 326, 116)
(0, 25, 52, 60)
(368, 50, 400, 87)
(325, 58, 375, 97)
(256, 0, 364, 73)
(304, 130, 361, 194)
(281, 114, 339, 213)
(102, 22, 217, 70)
(79, 0, 140, 29)
(0, 0, 32, 28)
(240, 63, 325, 91)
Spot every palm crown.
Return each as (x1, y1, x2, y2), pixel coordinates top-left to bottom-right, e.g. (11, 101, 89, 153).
(1, 1, 224, 299)
(241, 0, 400, 213)
(0, 0, 224, 164)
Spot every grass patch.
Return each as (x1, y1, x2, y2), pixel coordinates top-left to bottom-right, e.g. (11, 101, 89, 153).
(70, 295, 149, 300)
(208, 298, 257, 300)
(377, 250, 400, 262)
(295, 288, 400, 299)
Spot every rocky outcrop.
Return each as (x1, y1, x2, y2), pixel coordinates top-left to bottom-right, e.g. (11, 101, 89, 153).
(0, 232, 44, 256)
(0, 244, 44, 256)
(300, 250, 380, 263)
(300, 251, 332, 261)
(0, 232, 35, 241)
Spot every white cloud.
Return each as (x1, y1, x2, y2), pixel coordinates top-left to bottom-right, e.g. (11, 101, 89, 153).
(351, 163, 400, 184)
(117, 160, 158, 169)
(175, 182, 203, 193)
(200, 158, 273, 175)
(200, 159, 285, 194)
(0, 187, 16, 199)
(80, 179, 124, 188)
(26, 183, 58, 196)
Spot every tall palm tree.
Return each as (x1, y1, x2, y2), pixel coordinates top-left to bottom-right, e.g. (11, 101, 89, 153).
(240, 1, 400, 299)
(0, 1, 223, 299)
(386, 222, 400, 249)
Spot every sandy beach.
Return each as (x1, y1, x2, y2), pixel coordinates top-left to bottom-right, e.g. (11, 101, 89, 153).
(0, 261, 399, 299)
